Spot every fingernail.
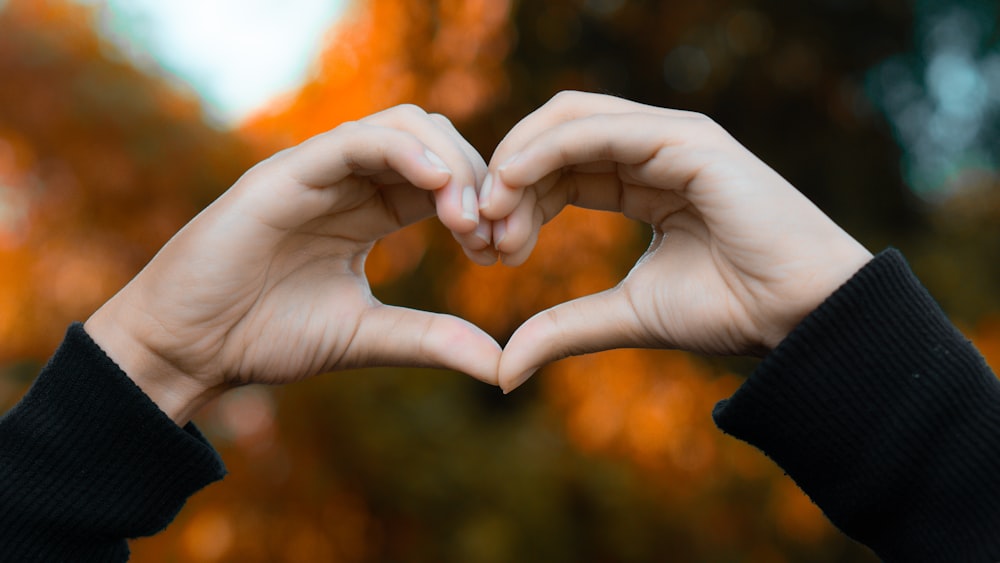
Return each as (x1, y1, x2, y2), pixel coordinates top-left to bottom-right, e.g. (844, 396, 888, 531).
(493, 220, 507, 249)
(423, 149, 451, 174)
(461, 185, 478, 222)
(498, 153, 520, 171)
(473, 247, 498, 266)
(478, 174, 493, 210)
(503, 367, 539, 394)
(474, 220, 491, 245)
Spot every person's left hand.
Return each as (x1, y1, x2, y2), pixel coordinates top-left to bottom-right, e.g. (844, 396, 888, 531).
(85, 105, 502, 425)
(476, 91, 871, 391)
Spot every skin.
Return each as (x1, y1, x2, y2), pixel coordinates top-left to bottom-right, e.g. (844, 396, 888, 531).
(85, 92, 874, 422)
(474, 91, 873, 391)
(85, 105, 502, 425)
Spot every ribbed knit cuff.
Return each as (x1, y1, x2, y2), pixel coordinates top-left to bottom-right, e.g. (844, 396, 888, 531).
(713, 249, 1000, 562)
(0, 323, 226, 562)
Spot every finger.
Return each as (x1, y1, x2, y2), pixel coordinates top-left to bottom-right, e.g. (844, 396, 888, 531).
(500, 111, 783, 246)
(490, 167, 626, 264)
(429, 113, 495, 252)
(536, 171, 689, 226)
(429, 113, 488, 185)
(377, 182, 438, 230)
(279, 122, 451, 190)
(490, 169, 616, 264)
(363, 105, 484, 236)
(501, 112, 703, 190)
(498, 286, 648, 392)
(482, 91, 681, 218)
(448, 193, 492, 252)
(494, 188, 543, 266)
(245, 124, 454, 230)
(447, 209, 493, 255)
(356, 304, 502, 385)
(460, 242, 499, 266)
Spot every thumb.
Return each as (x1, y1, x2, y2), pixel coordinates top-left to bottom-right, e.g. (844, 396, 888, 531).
(499, 287, 645, 392)
(355, 305, 502, 385)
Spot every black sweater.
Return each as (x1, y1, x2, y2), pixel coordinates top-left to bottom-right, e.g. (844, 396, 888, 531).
(0, 325, 225, 561)
(2, 249, 999, 561)
(713, 249, 1000, 560)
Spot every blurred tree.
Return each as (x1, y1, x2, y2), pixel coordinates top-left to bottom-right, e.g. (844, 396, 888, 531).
(194, 0, 912, 561)
(2, 0, 998, 561)
(0, 0, 253, 366)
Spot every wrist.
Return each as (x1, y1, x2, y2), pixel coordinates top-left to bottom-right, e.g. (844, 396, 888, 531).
(761, 239, 874, 352)
(84, 303, 222, 426)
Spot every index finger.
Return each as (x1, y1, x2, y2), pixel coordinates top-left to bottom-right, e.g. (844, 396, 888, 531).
(482, 109, 716, 264)
(238, 123, 455, 231)
(480, 91, 689, 219)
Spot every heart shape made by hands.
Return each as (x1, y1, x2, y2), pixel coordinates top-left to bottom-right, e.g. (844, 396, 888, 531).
(384, 91, 873, 392)
(85, 91, 872, 427)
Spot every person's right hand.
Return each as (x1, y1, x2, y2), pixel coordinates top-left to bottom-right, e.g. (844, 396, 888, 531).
(479, 92, 873, 391)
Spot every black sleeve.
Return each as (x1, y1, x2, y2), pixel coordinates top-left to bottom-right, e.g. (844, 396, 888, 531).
(0, 323, 226, 562)
(713, 249, 1000, 562)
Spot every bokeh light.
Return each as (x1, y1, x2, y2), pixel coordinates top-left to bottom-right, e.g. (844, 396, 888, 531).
(868, 0, 1000, 199)
(2, 0, 999, 561)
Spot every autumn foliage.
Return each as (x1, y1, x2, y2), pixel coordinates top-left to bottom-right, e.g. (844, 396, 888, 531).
(2, 0, 1000, 562)
(0, 0, 252, 362)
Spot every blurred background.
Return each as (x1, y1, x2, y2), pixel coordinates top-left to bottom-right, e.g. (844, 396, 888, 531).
(2, 0, 1000, 561)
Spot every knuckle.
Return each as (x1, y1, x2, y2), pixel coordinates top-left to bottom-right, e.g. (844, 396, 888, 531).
(395, 103, 428, 118)
(688, 111, 720, 130)
(680, 109, 710, 122)
(363, 104, 428, 126)
(430, 112, 453, 126)
(674, 110, 729, 142)
(332, 120, 363, 136)
(551, 89, 587, 105)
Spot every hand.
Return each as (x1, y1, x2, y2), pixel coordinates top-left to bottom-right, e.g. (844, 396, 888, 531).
(480, 91, 873, 392)
(85, 105, 502, 425)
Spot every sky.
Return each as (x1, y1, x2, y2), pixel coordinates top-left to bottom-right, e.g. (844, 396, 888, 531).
(75, 0, 347, 125)
(70, 0, 1000, 199)
(3, 0, 996, 198)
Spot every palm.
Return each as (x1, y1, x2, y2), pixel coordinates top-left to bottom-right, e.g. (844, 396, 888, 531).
(222, 265, 374, 385)
(622, 212, 761, 355)
(126, 177, 413, 386)
(87, 108, 502, 423)
(488, 94, 872, 390)
(526, 156, 838, 356)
